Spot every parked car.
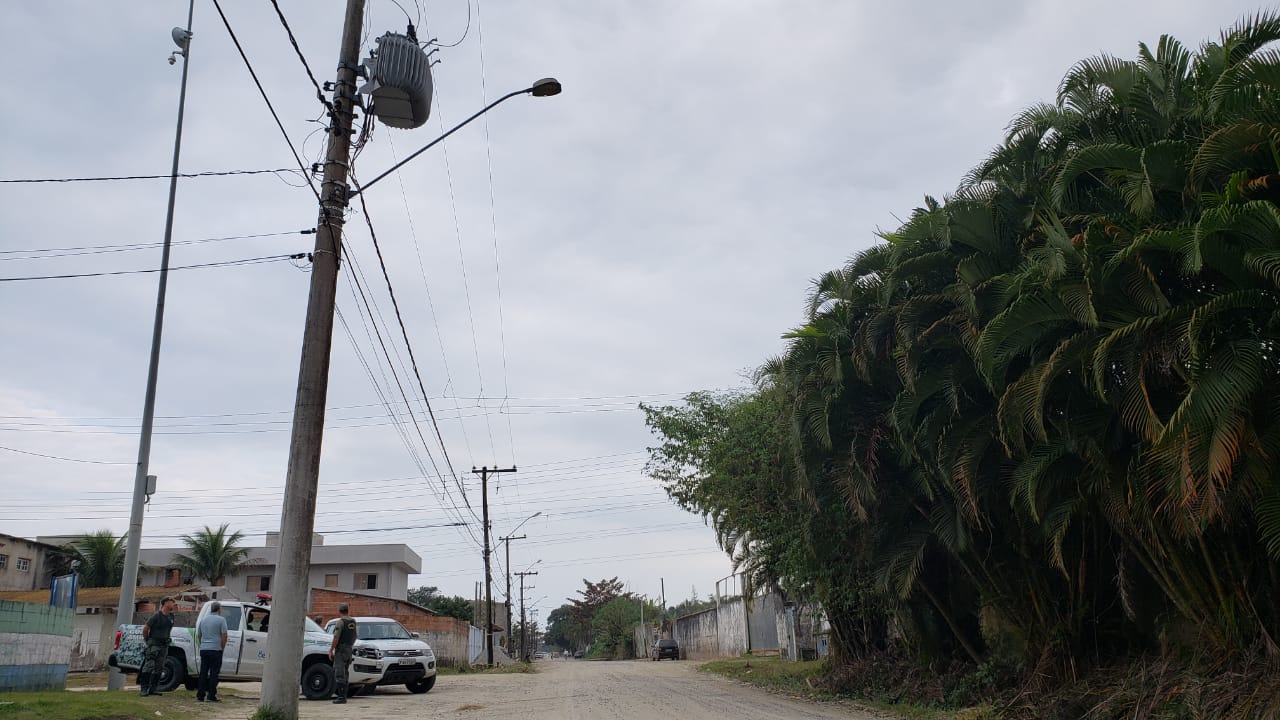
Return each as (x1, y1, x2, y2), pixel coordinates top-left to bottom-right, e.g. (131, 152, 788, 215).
(533, 651, 547, 660)
(109, 600, 336, 698)
(651, 638, 679, 660)
(325, 616, 437, 694)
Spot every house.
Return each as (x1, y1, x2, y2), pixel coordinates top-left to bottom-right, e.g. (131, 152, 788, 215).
(131, 532, 421, 605)
(0, 533, 62, 591)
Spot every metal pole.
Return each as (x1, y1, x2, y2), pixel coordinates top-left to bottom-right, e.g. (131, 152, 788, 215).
(481, 467, 492, 666)
(259, 1, 364, 716)
(110, 0, 194, 692)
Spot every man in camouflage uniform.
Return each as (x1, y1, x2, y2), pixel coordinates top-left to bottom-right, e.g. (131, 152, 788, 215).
(140, 597, 177, 697)
(328, 604, 358, 703)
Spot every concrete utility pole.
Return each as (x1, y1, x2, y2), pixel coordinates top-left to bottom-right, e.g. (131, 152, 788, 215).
(110, 0, 194, 692)
(516, 570, 537, 662)
(474, 465, 516, 665)
(259, 0, 365, 716)
(498, 533, 525, 649)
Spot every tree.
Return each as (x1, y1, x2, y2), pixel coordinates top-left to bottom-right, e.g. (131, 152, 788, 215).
(567, 577, 627, 628)
(544, 604, 588, 652)
(62, 530, 126, 588)
(406, 586, 473, 621)
(592, 597, 643, 659)
(170, 524, 249, 585)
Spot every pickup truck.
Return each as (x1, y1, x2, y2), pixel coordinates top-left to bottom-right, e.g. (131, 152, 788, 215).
(324, 616, 437, 694)
(109, 600, 340, 699)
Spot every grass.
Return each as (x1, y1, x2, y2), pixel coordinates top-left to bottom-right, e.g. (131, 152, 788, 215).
(699, 657, 994, 720)
(0, 688, 259, 720)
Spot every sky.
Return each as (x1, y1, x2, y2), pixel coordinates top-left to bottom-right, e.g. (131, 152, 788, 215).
(0, 1, 1263, 621)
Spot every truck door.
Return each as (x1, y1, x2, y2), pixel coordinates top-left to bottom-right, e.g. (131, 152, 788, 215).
(237, 607, 270, 677)
(219, 605, 244, 676)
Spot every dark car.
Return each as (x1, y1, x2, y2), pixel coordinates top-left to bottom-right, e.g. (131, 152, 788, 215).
(651, 638, 679, 661)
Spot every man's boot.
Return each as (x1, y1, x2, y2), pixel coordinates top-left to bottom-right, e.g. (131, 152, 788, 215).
(138, 672, 151, 697)
(332, 683, 347, 704)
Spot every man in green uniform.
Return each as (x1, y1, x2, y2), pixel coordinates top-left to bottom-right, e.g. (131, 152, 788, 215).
(328, 604, 358, 703)
(140, 597, 177, 697)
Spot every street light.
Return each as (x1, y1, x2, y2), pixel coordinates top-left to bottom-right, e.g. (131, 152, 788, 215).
(353, 78, 563, 194)
(501, 512, 541, 654)
(110, 0, 195, 692)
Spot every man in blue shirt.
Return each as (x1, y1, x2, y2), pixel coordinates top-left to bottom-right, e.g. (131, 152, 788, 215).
(195, 601, 229, 702)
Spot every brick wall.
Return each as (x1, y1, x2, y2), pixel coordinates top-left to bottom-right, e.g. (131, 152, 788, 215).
(310, 588, 473, 666)
(0, 600, 73, 691)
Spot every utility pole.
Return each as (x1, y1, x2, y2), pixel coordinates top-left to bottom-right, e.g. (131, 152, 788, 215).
(498, 532, 525, 650)
(474, 465, 517, 665)
(259, 0, 364, 717)
(110, 0, 194, 692)
(516, 570, 537, 662)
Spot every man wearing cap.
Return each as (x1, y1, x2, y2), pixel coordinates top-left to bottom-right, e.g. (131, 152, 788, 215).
(139, 597, 176, 697)
(195, 601, 229, 702)
(328, 603, 358, 703)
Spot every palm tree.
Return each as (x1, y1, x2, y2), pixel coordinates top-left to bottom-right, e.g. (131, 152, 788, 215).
(170, 524, 250, 586)
(63, 531, 127, 588)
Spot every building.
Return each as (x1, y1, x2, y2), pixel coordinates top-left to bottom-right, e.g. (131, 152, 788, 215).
(0, 533, 62, 592)
(132, 532, 421, 604)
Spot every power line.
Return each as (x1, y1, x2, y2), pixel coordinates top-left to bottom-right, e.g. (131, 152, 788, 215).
(0, 444, 132, 465)
(0, 169, 303, 184)
(351, 177, 464, 495)
(209, 0, 319, 201)
(266, 0, 335, 114)
(0, 230, 311, 261)
(0, 254, 304, 282)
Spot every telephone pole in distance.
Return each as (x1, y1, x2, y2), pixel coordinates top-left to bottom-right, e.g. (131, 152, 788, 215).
(516, 570, 538, 663)
(474, 465, 516, 665)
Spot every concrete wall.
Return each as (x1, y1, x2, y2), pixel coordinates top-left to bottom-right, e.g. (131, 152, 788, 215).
(717, 598, 749, 657)
(0, 600, 73, 691)
(673, 607, 719, 660)
(310, 588, 474, 666)
(69, 608, 120, 671)
(747, 592, 782, 652)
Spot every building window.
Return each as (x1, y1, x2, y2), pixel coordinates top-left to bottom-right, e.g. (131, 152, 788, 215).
(324, 574, 339, 588)
(354, 573, 377, 590)
(17, 557, 31, 572)
(0, 554, 7, 569)
(246, 575, 271, 592)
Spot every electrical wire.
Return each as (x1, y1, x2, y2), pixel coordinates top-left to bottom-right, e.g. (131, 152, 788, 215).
(0, 169, 303, 184)
(209, 0, 320, 202)
(0, 230, 311, 261)
(0, 254, 304, 282)
(0, 444, 131, 465)
(351, 175, 465, 497)
(428, 0, 471, 47)
(267, 0, 335, 114)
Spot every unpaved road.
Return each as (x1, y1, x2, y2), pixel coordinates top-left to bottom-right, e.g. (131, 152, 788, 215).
(206, 659, 882, 720)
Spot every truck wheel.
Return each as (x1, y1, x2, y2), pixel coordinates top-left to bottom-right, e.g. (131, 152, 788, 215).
(301, 663, 334, 700)
(406, 675, 436, 694)
(156, 655, 185, 693)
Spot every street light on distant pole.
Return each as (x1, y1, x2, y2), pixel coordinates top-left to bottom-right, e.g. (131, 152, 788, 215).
(500, 511, 541, 653)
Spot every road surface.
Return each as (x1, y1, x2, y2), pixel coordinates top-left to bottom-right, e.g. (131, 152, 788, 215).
(200, 658, 883, 720)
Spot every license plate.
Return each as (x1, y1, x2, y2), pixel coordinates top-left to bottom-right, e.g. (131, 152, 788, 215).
(398, 657, 416, 665)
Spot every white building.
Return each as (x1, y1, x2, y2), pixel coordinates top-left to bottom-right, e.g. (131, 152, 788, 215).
(133, 532, 422, 603)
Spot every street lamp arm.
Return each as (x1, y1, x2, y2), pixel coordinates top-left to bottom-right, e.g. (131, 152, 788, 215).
(354, 83, 547, 195)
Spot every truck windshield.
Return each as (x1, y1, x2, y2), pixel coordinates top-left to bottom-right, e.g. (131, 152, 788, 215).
(357, 621, 413, 640)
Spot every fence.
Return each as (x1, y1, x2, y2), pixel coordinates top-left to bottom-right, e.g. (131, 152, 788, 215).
(0, 600, 74, 691)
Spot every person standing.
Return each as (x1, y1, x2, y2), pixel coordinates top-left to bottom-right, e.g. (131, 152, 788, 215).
(139, 597, 176, 697)
(195, 601, 229, 702)
(328, 603, 358, 703)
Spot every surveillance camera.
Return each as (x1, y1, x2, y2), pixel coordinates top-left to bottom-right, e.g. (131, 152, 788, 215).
(168, 54, 177, 65)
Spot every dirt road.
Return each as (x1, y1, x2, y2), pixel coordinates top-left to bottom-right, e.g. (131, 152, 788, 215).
(206, 659, 883, 720)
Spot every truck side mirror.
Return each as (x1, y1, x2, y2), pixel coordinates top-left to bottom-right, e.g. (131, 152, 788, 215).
(410, 632, 420, 639)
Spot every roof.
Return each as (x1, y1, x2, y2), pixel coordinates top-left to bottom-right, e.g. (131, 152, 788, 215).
(0, 584, 199, 607)
(0, 533, 62, 553)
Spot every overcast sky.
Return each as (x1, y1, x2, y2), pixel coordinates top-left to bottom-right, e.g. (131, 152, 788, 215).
(0, 1, 1261, 619)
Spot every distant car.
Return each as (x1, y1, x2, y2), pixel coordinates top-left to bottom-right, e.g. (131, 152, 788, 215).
(533, 651, 547, 660)
(651, 638, 679, 661)
(573, 649, 584, 658)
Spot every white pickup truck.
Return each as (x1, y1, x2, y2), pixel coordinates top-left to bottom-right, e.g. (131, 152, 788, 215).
(324, 616, 437, 694)
(109, 599, 340, 699)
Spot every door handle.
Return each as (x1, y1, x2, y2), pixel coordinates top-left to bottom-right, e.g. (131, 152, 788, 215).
(247, 638, 257, 643)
